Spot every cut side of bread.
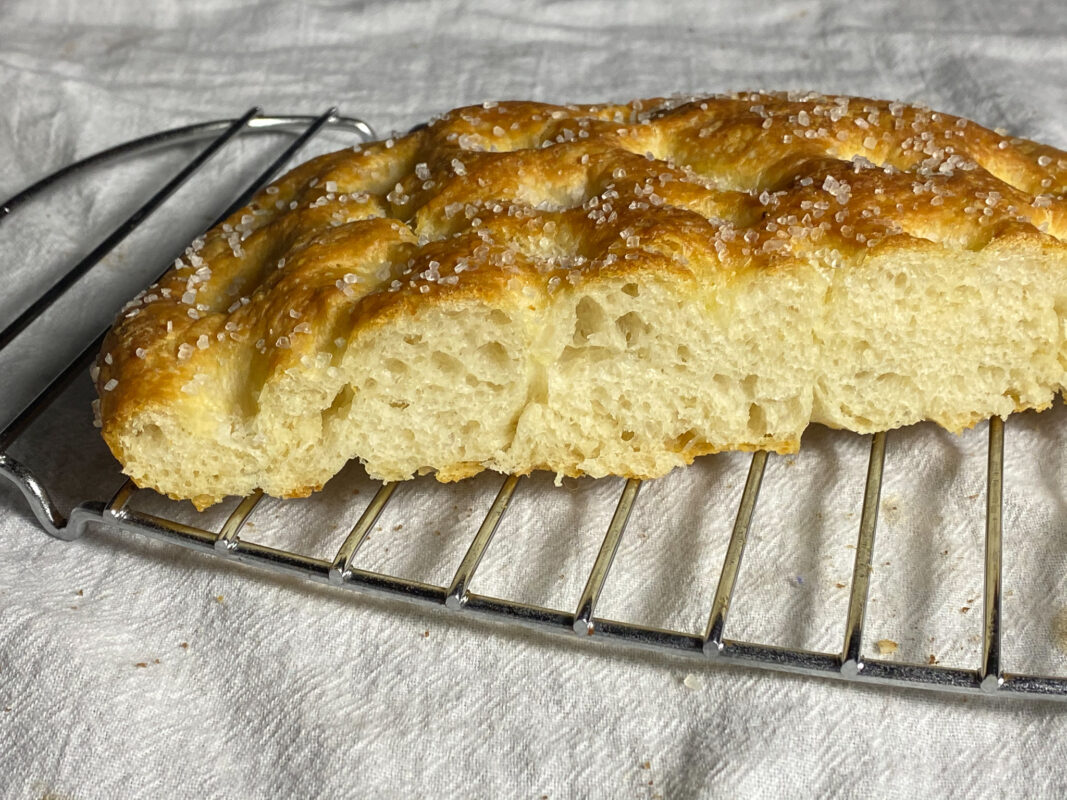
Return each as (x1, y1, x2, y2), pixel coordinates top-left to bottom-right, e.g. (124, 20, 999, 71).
(95, 93, 1067, 508)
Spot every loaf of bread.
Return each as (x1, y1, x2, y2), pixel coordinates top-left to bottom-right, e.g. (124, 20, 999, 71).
(95, 92, 1067, 508)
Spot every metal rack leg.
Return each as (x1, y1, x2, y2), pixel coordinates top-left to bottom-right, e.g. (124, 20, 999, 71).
(106, 479, 139, 513)
(840, 431, 887, 677)
(980, 416, 1005, 692)
(703, 450, 768, 656)
(216, 490, 265, 552)
(0, 452, 68, 536)
(573, 478, 642, 635)
(329, 483, 397, 583)
(446, 475, 521, 609)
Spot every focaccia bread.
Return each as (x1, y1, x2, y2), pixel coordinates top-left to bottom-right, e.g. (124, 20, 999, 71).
(95, 92, 1067, 508)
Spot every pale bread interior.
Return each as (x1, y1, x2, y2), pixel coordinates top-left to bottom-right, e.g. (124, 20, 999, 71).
(110, 240, 1066, 508)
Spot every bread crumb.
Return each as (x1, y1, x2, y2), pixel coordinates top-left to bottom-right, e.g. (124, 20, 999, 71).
(880, 495, 901, 524)
(682, 673, 703, 690)
(875, 639, 898, 655)
(215, 594, 225, 604)
(179, 642, 189, 649)
(134, 662, 148, 668)
(960, 606, 971, 614)
(1051, 607, 1067, 654)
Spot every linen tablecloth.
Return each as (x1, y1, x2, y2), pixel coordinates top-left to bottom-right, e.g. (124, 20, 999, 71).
(3, 1, 1067, 796)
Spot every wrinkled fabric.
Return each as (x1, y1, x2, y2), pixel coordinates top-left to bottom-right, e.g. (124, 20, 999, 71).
(2, 1, 1067, 797)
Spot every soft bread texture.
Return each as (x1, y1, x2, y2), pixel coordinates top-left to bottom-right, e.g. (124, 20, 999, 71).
(95, 92, 1067, 508)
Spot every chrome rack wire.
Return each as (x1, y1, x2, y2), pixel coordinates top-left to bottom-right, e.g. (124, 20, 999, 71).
(0, 111, 1063, 701)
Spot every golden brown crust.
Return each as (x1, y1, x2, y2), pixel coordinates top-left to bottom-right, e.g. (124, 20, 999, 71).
(95, 92, 1067, 503)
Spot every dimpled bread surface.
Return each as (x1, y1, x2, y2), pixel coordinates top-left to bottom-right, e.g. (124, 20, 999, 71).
(95, 92, 1067, 509)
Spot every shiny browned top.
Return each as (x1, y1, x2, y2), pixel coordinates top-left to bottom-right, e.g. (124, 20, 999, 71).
(96, 92, 1067, 434)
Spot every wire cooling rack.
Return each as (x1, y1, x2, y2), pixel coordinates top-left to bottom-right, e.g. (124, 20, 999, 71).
(0, 108, 1063, 701)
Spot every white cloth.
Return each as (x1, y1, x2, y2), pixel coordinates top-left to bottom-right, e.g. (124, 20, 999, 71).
(3, 1, 1067, 796)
